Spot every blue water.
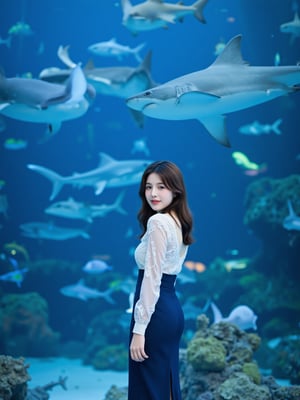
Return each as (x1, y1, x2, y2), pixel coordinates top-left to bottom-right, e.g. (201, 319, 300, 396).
(0, 0, 299, 372)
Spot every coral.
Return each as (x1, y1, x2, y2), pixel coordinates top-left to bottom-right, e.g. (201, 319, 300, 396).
(0, 355, 30, 400)
(216, 373, 270, 400)
(271, 337, 300, 384)
(92, 344, 128, 371)
(179, 320, 300, 400)
(0, 292, 60, 357)
(187, 336, 226, 372)
(244, 174, 300, 232)
(242, 362, 261, 384)
(103, 385, 127, 400)
(243, 174, 300, 277)
(101, 320, 300, 400)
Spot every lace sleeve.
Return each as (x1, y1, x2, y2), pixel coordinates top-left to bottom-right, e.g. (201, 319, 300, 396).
(133, 216, 168, 335)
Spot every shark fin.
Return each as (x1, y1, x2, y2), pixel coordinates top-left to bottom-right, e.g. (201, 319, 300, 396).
(200, 115, 231, 147)
(211, 35, 249, 67)
(57, 45, 77, 68)
(27, 164, 64, 200)
(95, 181, 107, 195)
(0, 103, 10, 111)
(129, 108, 144, 128)
(98, 152, 116, 167)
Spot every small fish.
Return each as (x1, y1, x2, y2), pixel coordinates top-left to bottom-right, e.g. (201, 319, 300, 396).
(131, 137, 150, 156)
(224, 258, 249, 272)
(3, 241, 30, 262)
(0, 35, 12, 48)
(184, 260, 206, 273)
(4, 138, 28, 150)
(0, 267, 28, 288)
(0, 180, 6, 190)
(82, 259, 113, 274)
(232, 152, 267, 176)
(211, 301, 257, 331)
(8, 21, 34, 36)
(280, 12, 300, 44)
(283, 199, 300, 231)
(274, 52, 281, 66)
(214, 39, 226, 56)
(239, 119, 282, 135)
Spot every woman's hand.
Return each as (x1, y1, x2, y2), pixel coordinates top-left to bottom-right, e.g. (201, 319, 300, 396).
(130, 333, 149, 362)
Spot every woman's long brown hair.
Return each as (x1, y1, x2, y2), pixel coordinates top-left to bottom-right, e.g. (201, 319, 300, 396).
(137, 161, 193, 245)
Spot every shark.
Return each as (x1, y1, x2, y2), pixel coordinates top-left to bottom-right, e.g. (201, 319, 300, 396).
(45, 191, 128, 223)
(126, 34, 300, 147)
(121, 0, 208, 34)
(283, 199, 300, 231)
(60, 279, 115, 303)
(20, 221, 90, 240)
(0, 65, 94, 135)
(39, 46, 156, 127)
(27, 152, 152, 200)
(88, 38, 146, 63)
(280, 12, 300, 44)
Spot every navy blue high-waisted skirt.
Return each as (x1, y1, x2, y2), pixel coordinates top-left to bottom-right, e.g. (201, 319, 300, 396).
(128, 269, 184, 400)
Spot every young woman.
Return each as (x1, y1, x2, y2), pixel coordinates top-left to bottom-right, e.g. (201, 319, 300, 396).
(128, 160, 193, 400)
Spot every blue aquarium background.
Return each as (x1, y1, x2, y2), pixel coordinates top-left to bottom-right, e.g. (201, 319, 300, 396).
(0, 0, 300, 388)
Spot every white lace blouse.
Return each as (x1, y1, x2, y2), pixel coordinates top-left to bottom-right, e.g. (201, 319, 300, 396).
(133, 212, 188, 335)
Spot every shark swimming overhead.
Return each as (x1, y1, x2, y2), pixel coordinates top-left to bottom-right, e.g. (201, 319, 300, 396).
(27, 152, 153, 200)
(121, 0, 208, 34)
(0, 65, 94, 135)
(39, 45, 156, 127)
(126, 34, 300, 147)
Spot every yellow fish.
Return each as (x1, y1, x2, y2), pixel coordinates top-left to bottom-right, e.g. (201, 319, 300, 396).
(224, 258, 249, 272)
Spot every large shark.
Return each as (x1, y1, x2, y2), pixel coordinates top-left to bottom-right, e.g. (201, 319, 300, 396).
(45, 191, 127, 223)
(0, 65, 94, 135)
(39, 46, 156, 127)
(27, 152, 152, 200)
(121, 0, 208, 34)
(126, 34, 300, 147)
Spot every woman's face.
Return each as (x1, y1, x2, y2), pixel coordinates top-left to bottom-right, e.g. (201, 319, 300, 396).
(145, 172, 174, 212)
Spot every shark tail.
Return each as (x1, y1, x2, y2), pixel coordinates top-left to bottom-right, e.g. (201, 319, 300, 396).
(121, 0, 133, 21)
(113, 190, 128, 215)
(27, 164, 64, 201)
(193, 0, 208, 23)
(272, 118, 282, 135)
(101, 288, 115, 304)
(80, 231, 90, 239)
(133, 42, 146, 63)
(210, 301, 223, 323)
